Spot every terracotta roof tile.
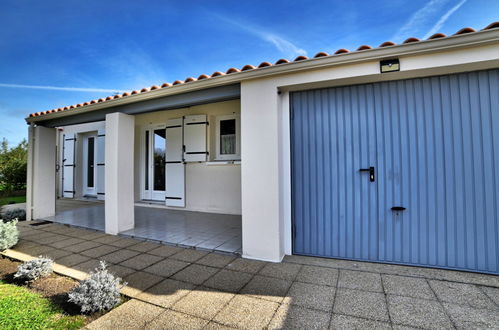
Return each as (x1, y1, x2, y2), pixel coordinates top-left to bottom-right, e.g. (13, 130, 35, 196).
(29, 21, 499, 118)
(241, 64, 256, 71)
(226, 67, 240, 74)
(275, 58, 290, 65)
(379, 41, 396, 47)
(294, 55, 308, 61)
(403, 37, 420, 43)
(258, 61, 272, 68)
(428, 33, 446, 39)
(314, 52, 329, 58)
(334, 48, 349, 54)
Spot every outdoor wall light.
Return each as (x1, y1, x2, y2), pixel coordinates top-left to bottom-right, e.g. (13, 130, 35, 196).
(380, 58, 400, 73)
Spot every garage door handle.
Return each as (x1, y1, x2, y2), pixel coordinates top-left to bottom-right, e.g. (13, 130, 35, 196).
(359, 167, 375, 182)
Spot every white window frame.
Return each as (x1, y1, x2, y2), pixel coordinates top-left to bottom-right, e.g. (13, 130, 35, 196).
(215, 114, 240, 161)
(140, 124, 166, 201)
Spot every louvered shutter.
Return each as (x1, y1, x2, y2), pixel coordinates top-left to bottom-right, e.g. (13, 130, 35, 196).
(62, 133, 76, 198)
(165, 118, 185, 207)
(96, 129, 105, 200)
(183, 114, 208, 162)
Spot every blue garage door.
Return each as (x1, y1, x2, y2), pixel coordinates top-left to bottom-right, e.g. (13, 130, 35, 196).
(291, 69, 499, 274)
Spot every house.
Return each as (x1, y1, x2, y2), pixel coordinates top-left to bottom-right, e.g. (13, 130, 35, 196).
(26, 22, 499, 274)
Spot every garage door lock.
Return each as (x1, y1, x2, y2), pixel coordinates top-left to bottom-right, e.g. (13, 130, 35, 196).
(359, 167, 375, 182)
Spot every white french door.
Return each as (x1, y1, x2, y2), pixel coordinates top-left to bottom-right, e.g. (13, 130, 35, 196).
(82, 135, 98, 196)
(142, 126, 166, 201)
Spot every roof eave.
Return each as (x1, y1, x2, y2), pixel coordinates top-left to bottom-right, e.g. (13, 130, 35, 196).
(26, 28, 499, 124)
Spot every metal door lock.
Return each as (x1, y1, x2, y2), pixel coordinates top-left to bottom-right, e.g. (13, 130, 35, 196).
(359, 166, 375, 182)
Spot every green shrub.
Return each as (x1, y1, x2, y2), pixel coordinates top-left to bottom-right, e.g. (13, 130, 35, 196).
(0, 219, 18, 250)
(2, 208, 26, 221)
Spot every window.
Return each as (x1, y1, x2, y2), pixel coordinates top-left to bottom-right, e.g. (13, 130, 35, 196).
(142, 126, 166, 201)
(216, 115, 240, 160)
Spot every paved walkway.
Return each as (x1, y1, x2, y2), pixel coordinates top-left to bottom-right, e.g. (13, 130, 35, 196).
(4, 221, 499, 329)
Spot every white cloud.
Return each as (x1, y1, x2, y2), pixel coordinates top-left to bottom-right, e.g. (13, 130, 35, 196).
(392, 0, 450, 42)
(0, 83, 124, 93)
(214, 14, 307, 57)
(423, 0, 467, 38)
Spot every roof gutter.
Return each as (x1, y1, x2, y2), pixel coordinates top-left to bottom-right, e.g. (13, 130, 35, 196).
(26, 28, 499, 124)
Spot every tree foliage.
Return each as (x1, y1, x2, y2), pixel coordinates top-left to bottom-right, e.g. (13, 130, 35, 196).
(0, 139, 28, 192)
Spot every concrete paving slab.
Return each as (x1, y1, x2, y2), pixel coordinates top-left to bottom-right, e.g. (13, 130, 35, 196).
(56, 253, 91, 267)
(127, 241, 162, 253)
(480, 285, 499, 306)
(65, 240, 102, 253)
(119, 254, 164, 270)
(172, 286, 235, 320)
(196, 253, 236, 268)
(284, 281, 335, 312)
(100, 249, 141, 264)
(171, 264, 219, 285)
(73, 259, 102, 273)
(443, 302, 499, 329)
(123, 271, 164, 298)
(148, 245, 184, 258)
(48, 237, 86, 249)
(92, 235, 124, 245)
(144, 309, 209, 330)
(136, 278, 195, 308)
(225, 258, 267, 274)
(80, 245, 120, 258)
(387, 294, 453, 329)
(108, 237, 142, 248)
(333, 288, 389, 322)
(269, 304, 331, 330)
(203, 269, 253, 293)
(86, 299, 164, 330)
(240, 274, 292, 303)
(338, 269, 383, 292)
(259, 262, 302, 281)
(429, 280, 497, 310)
(295, 265, 338, 287)
(143, 258, 190, 277)
(170, 249, 209, 263)
(42, 248, 73, 260)
(382, 274, 436, 300)
(329, 314, 391, 330)
(213, 295, 279, 329)
(107, 264, 136, 278)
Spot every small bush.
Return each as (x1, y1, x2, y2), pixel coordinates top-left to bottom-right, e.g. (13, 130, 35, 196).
(68, 261, 126, 314)
(2, 208, 26, 222)
(14, 257, 53, 281)
(0, 219, 18, 250)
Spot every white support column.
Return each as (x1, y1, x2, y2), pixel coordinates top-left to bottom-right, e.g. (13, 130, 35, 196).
(26, 125, 57, 220)
(104, 112, 135, 235)
(241, 80, 283, 262)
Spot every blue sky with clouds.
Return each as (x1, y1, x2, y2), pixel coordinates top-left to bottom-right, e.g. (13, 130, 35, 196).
(0, 0, 497, 145)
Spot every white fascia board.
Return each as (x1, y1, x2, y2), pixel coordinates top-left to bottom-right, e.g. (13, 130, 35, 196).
(26, 29, 499, 124)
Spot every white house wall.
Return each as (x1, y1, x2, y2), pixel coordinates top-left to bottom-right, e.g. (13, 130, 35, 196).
(241, 41, 499, 262)
(133, 99, 241, 215)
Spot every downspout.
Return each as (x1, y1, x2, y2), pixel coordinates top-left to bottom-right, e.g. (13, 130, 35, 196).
(27, 123, 35, 221)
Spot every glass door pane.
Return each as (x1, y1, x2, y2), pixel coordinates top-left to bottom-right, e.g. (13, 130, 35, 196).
(87, 137, 95, 188)
(153, 129, 166, 191)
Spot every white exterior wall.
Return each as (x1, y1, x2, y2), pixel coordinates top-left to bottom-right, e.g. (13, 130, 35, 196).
(105, 113, 135, 234)
(241, 42, 499, 262)
(133, 99, 241, 214)
(26, 126, 57, 220)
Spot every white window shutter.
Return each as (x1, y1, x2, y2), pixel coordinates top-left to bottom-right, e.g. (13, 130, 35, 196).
(62, 133, 76, 198)
(96, 129, 105, 200)
(165, 118, 185, 207)
(183, 114, 208, 162)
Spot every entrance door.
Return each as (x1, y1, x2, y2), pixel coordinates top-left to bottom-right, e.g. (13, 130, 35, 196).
(83, 135, 97, 196)
(142, 126, 166, 201)
(291, 69, 499, 274)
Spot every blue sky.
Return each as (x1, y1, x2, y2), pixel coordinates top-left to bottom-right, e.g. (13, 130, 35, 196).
(0, 0, 497, 146)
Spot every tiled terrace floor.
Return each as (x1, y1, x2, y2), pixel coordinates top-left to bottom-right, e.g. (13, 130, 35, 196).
(41, 199, 242, 254)
(5, 221, 499, 329)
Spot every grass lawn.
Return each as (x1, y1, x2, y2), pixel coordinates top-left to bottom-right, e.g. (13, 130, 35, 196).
(0, 280, 85, 330)
(0, 195, 26, 207)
